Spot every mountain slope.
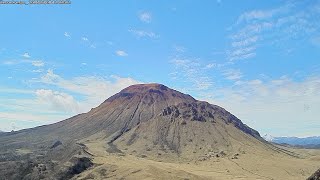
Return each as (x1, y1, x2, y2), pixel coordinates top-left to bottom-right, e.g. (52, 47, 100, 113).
(0, 84, 260, 153)
(114, 100, 263, 161)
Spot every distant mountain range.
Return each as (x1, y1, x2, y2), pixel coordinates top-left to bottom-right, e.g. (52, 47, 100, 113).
(263, 134, 320, 148)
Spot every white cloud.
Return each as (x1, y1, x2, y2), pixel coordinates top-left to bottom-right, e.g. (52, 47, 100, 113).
(35, 89, 80, 113)
(3, 60, 19, 66)
(128, 29, 159, 39)
(32, 69, 43, 73)
(223, 69, 243, 80)
(238, 10, 278, 24)
(82, 37, 89, 41)
(116, 50, 128, 57)
(231, 22, 273, 40)
(228, 1, 320, 61)
(37, 69, 141, 112)
(139, 11, 152, 23)
(173, 45, 186, 53)
(81, 62, 87, 66)
(171, 58, 213, 90)
(236, 3, 292, 24)
(81, 37, 97, 49)
(3, 59, 46, 67)
(64, 32, 71, 38)
(232, 36, 259, 47)
(204, 76, 320, 137)
(22, 52, 31, 58)
(41, 69, 59, 83)
(0, 112, 65, 123)
(0, 95, 75, 131)
(0, 71, 142, 131)
(0, 87, 33, 94)
(205, 63, 216, 69)
(1, 55, 142, 129)
(31, 60, 44, 67)
(228, 46, 256, 61)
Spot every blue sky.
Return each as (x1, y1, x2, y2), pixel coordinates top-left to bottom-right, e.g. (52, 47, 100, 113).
(0, 0, 320, 137)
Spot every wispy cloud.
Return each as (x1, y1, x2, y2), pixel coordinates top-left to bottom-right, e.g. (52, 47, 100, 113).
(0, 70, 142, 131)
(3, 59, 45, 67)
(35, 69, 141, 112)
(228, 1, 320, 62)
(3, 60, 15, 65)
(115, 50, 128, 57)
(31, 60, 44, 67)
(35, 89, 80, 113)
(223, 69, 243, 80)
(173, 45, 186, 53)
(227, 46, 256, 61)
(32, 69, 43, 73)
(64, 32, 71, 38)
(171, 58, 214, 90)
(205, 63, 216, 69)
(236, 6, 286, 24)
(0, 87, 33, 94)
(22, 52, 31, 58)
(0, 112, 66, 124)
(128, 29, 159, 39)
(80, 36, 97, 49)
(231, 36, 259, 48)
(203, 75, 320, 136)
(0, 87, 76, 131)
(139, 11, 152, 23)
(81, 37, 89, 41)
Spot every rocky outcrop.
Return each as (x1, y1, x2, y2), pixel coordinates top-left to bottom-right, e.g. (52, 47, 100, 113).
(308, 168, 320, 180)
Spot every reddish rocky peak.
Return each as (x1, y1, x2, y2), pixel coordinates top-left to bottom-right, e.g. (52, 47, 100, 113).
(117, 83, 195, 101)
(120, 83, 169, 94)
(102, 83, 195, 105)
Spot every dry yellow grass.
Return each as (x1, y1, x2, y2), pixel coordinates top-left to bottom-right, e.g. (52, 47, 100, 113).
(73, 139, 320, 180)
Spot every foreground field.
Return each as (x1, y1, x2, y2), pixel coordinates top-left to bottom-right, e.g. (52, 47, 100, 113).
(73, 140, 320, 180)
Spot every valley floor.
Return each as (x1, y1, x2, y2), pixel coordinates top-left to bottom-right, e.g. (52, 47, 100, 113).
(73, 141, 320, 180)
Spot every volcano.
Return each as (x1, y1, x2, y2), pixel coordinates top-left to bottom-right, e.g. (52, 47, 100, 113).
(0, 83, 319, 180)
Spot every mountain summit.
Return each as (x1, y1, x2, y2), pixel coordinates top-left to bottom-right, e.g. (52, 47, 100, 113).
(75, 83, 261, 153)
